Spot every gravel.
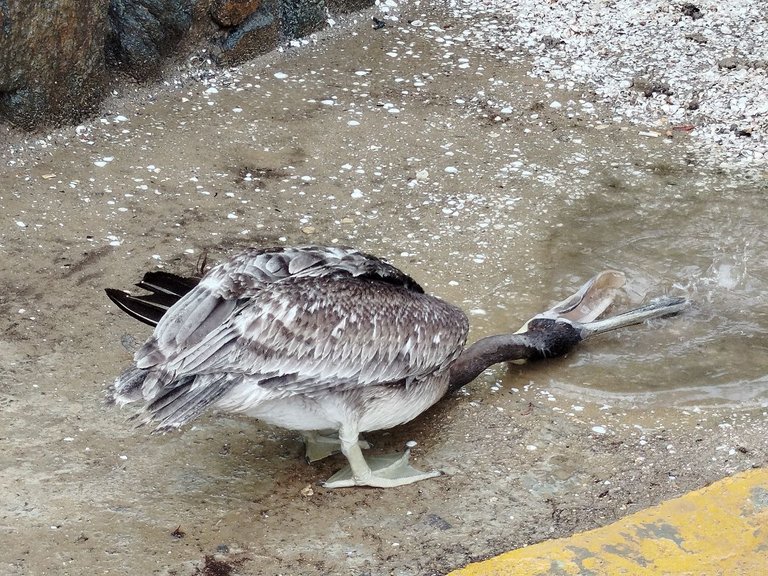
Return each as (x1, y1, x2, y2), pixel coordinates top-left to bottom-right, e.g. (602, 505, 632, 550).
(5, 1, 766, 176)
(436, 0, 768, 173)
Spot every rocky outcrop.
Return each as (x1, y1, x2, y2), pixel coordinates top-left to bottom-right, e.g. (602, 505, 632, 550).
(0, 0, 110, 130)
(0, 0, 375, 130)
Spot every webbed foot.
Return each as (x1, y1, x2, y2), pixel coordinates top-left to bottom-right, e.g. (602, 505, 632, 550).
(323, 443, 441, 489)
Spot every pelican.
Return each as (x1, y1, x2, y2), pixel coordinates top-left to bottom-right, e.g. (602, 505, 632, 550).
(107, 245, 687, 488)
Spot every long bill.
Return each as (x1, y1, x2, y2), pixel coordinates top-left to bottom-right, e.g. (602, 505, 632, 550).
(577, 296, 689, 339)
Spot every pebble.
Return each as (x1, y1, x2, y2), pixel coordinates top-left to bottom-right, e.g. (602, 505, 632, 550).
(300, 485, 314, 497)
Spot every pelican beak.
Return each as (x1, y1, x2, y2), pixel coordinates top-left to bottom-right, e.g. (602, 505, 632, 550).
(576, 296, 690, 339)
(516, 270, 626, 333)
(517, 270, 689, 339)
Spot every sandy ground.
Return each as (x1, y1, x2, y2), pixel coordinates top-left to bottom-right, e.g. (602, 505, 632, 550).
(1, 3, 766, 575)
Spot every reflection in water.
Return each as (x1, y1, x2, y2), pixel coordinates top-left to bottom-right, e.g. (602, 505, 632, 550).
(491, 171, 767, 406)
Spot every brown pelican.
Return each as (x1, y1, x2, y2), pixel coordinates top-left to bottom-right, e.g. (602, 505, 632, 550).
(107, 245, 687, 488)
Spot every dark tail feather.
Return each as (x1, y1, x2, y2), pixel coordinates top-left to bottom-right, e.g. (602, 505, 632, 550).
(137, 271, 200, 298)
(106, 271, 200, 327)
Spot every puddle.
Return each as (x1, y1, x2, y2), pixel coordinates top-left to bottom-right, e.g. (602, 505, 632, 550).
(484, 173, 768, 407)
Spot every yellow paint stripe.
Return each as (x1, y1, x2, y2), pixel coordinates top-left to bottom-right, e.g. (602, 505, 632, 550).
(450, 468, 768, 576)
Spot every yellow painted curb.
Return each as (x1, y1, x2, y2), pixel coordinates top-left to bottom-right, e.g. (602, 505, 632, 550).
(450, 468, 768, 576)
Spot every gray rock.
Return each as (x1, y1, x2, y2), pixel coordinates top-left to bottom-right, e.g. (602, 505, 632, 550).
(680, 3, 704, 20)
(106, 0, 195, 79)
(631, 76, 673, 97)
(684, 32, 707, 44)
(280, 0, 326, 40)
(213, 0, 338, 66)
(717, 56, 744, 70)
(0, 0, 109, 129)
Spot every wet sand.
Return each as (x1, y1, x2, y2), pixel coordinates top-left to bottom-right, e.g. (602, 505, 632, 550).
(1, 3, 766, 575)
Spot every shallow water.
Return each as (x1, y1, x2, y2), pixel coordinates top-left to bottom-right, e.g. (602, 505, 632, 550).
(485, 171, 768, 406)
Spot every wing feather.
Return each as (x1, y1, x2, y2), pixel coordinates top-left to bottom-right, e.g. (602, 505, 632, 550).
(139, 280, 465, 393)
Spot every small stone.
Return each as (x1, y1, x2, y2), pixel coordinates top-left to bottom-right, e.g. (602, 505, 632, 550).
(541, 35, 564, 49)
(680, 3, 704, 20)
(684, 32, 707, 44)
(300, 484, 314, 497)
(717, 57, 742, 70)
(631, 76, 673, 97)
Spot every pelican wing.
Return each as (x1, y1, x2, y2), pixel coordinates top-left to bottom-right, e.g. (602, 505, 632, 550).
(143, 245, 423, 352)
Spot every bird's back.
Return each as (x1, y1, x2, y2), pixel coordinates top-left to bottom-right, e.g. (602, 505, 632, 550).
(110, 246, 469, 431)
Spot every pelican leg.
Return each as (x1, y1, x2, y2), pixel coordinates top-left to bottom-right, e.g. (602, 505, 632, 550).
(322, 428, 441, 489)
(303, 430, 371, 463)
